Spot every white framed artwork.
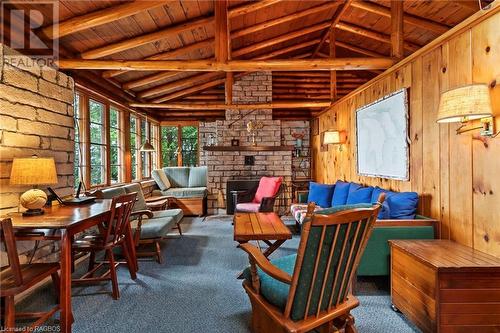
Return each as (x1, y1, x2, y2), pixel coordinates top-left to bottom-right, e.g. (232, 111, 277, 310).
(355, 88, 410, 181)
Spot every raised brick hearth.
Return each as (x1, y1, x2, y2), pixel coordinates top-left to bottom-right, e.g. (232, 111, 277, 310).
(199, 72, 309, 214)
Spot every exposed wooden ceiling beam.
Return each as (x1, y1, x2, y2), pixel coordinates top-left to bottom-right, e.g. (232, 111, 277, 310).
(138, 72, 223, 99)
(153, 78, 227, 103)
(215, 0, 230, 63)
(232, 1, 340, 39)
(331, 40, 386, 58)
(80, 0, 281, 60)
(81, 16, 213, 59)
(120, 22, 327, 91)
(256, 39, 321, 60)
(133, 38, 321, 97)
(58, 58, 395, 72)
(227, 0, 282, 18)
(103, 39, 213, 79)
(232, 21, 331, 57)
(312, 0, 353, 58)
(130, 102, 332, 110)
(391, 0, 404, 59)
(350, 1, 449, 35)
(336, 21, 420, 52)
(330, 27, 337, 100)
(41, 1, 170, 40)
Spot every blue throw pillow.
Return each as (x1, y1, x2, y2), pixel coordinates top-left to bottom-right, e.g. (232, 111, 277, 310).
(387, 192, 419, 219)
(307, 182, 335, 208)
(370, 187, 393, 219)
(346, 186, 374, 204)
(331, 181, 350, 206)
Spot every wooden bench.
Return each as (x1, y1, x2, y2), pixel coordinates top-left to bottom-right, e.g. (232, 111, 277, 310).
(389, 240, 500, 333)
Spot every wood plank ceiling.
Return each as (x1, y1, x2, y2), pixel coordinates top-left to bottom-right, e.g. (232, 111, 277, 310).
(3, 0, 482, 121)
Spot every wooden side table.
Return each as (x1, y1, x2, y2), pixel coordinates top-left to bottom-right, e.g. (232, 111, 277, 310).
(389, 240, 500, 333)
(234, 212, 292, 257)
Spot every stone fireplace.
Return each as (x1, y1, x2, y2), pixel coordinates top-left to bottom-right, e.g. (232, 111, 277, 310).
(199, 72, 309, 214)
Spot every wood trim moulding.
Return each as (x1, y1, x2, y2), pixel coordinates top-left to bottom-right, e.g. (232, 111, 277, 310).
(203, 146, 294, 152)
(317, 0, 500, 116)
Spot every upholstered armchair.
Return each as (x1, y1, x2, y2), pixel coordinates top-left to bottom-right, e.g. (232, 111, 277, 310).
(231, 176, 284, 213)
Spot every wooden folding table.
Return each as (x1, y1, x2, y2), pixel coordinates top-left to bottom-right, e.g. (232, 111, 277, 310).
(233, 212, 292, 257)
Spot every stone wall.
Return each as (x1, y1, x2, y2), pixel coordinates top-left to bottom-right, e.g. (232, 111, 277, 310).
(0, 44, 75, 263)
(200, 72, 310, 214)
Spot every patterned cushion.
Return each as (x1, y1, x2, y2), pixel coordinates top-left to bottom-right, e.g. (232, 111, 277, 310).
(236, 202, 260, 212)
(290, 204, 323, 224)
(243, 254, 296, 310)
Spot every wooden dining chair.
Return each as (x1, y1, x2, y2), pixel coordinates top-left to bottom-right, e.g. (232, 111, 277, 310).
(71, 192, 137, 300)
(240, 194, 385, 333)
(0, 218, 60, 331)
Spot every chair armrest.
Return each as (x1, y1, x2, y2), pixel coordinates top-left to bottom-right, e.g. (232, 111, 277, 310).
(259, 196, 277, 212)
(145, 196, 169, 203)
(146, 198, 169, 211)
(239, 243, 292, 284)
(130, 209, 154, 219)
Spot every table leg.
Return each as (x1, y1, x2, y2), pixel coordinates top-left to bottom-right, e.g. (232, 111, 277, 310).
(262, 240, 286, 257)
(59, 229, 73, 333)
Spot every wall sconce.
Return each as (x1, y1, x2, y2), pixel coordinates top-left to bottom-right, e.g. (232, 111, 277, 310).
(323, 130, 347, 151)
(437, 84, 495, 136)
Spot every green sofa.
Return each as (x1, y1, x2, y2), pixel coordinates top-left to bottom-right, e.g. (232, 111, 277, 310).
(293, 191, 437, 276)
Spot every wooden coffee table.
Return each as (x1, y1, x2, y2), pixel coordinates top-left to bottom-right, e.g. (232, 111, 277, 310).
(234, 212, 292, 257)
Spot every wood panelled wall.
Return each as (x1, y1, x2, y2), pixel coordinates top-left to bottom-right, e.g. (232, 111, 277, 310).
(312, 7, 500, 257)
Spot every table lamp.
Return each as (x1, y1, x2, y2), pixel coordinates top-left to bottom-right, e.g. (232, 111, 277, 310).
(9, 155, 58, 216)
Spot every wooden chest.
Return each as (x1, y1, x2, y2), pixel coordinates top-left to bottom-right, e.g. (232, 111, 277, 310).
(389, 240, 500, 333)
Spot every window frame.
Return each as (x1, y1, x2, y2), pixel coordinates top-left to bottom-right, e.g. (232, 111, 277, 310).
(74, 88, 161, 189)
(160, 121, 200, 167)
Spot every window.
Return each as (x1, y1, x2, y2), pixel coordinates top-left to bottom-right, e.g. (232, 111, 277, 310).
(161, 125, 199, 167)
(141, 118, 151, 178)
(73, 94, 82, 189)
(73, 89, 160, 187)
(151, 124, 159, 170)
(89, 99, 107, 186)
(161, 126, 179, 167)
(181, 126, 198, 166)
(109, 107, 122, 183)
(130, 115, 139, 180)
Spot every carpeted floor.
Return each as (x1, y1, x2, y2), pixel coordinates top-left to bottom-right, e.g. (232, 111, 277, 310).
(18, 216, 420, 333)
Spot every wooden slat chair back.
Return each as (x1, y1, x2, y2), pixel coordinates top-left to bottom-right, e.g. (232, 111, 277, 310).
(0, 218, 61, 331)
(101, 192, 137, 246)
(72, 192, 137, 300)
(285, 202, 381, 322)
(242, 193, 385, 333)
(0, 218, 23, 285)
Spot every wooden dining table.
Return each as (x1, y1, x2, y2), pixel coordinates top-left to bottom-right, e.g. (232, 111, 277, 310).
(4, 199, 138, 333)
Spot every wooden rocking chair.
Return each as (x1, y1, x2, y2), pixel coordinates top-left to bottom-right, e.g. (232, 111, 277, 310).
(240, 194, 385, 333)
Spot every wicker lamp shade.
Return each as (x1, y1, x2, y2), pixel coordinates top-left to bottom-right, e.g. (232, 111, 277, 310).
(10, 156, 58, 185)
(437, 84, 493, 123)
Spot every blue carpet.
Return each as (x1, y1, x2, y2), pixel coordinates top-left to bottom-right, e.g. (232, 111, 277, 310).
(17, 216, 420, 332)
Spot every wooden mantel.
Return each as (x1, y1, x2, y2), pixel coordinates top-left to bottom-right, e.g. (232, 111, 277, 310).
(203, 145, 294, 152)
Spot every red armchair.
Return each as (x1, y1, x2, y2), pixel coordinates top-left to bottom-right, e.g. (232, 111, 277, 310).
(231, 177, 284, 213)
